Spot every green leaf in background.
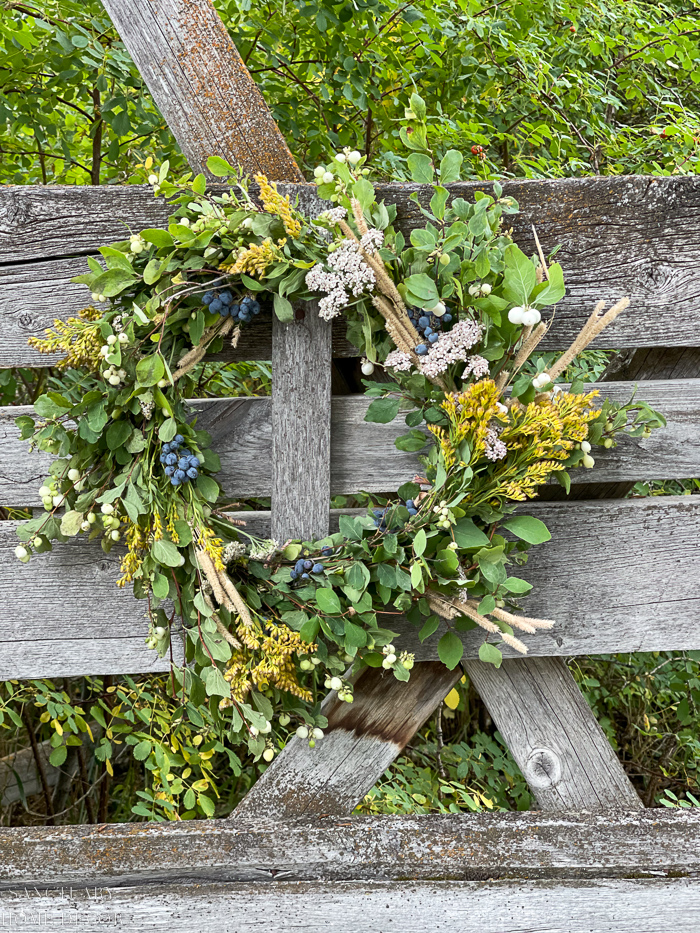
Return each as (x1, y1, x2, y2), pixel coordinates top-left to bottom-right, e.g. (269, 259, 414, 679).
(364, 397, 400, 423)
(206, 156, 234, 177)
(394, 429, 428, 452)
(196, 475, 220, 502)
(404, 273, 439, 303)
(438, 631, 464, 670)
(106, 420, 131, 450)
(503, 515, 552, 544)
(91, 268, 137, 297)
(478, 642, 503, 667)
(407, 152, 434, 184)
(439, 149, 463, 184)
(453, 518, 491, 548)
(204, 665, 230, 697)
(158, 418, 177, 442)
(273, 293, 294, 322)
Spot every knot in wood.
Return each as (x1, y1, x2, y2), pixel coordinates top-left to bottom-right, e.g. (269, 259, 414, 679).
(523, 746, 562, 788)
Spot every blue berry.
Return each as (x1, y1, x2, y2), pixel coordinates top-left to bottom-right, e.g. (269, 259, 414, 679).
(171, 476, 182, 486)
(202, 292, 214, 305)
(174, 435, 184, 445)
(295, 558, 306, 574)
(428, 333, 439, 343)
(189, 457, 200, 469)
(219, 290, 232, 305)
(418, 316, 429, 328)
(219, 305, 229, 317)
(209, 299, 222, 313)
(321, 546, 333, 557)
(165, 453, 178, 466)
(405, 499, 415, 509)
(186, 468, 198, 479)
(163, 442, 172, 453)
(174, 470, 186, 482)
(301, 572, 309, 580)
(303, 559, 313, 571)
(230, 304, 240, 318)
(250, 300, 260, 315)
(165, 465, 175, 476)
(415, 344, 428, 355)
(443, 313, 452, 323)
(408, 507, 417, 516)
(424, 327, 433, 337)
(312, 563, 324, 574)
(289, 569, 298, 580)
(178, 457, 190, 470)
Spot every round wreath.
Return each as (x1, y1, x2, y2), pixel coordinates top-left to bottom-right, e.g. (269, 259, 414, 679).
(16, 98, 664, 763)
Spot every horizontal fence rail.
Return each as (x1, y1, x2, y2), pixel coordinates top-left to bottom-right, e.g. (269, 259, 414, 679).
(3, 175, 700, 366)
(1, 496, 699, 679)
(0, 811, 697, 887)
(1, 379, 699, 506)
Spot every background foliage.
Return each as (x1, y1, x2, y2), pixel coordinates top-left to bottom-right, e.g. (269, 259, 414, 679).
(1, 0, 699, 823)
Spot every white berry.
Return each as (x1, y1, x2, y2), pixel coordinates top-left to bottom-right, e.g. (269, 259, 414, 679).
(322, 171, 335, 184)
(296, 726, 309, 739)
(155, 626, 166, 638)
(107, 334, 117, 346)
(330, 676, 342, 691)
(582, 453, 595, 468)
(581, 440, 591, 453)
(312, 727, 324, 740)
(348, 150, 362, 166)
(335, 152, 347, 163)
(361, 361, 375, 376)
(522, 308, 542, 326)
(508, 306, 525, 324)
(101, 503, 114, 514)
(14, 546, 28, 560)
(313, 166, 325, 178)
(262, 748, 275, 762)
(148, 174, 158, 184)
(52, 494, 63, 507)
(429, 301, 446, 317)
(39, 485, 51, 498)
(532, 372, 550, 390)
(118, 333, 129, 345)
(67, 468, 80, 482)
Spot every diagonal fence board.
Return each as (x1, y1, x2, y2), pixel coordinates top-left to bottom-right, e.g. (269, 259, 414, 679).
(0, 878, 697, 933)
(4, 175, 700, 365)
(100, 0, 303, 182)
(0, 811, 698, 886)
(2, 378, 700, 506)
(1, 496, 699, 677)
(464, 658, 642, 810)
(234, 662, 461, 818)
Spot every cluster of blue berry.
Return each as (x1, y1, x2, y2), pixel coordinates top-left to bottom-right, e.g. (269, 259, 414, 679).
(371, 499, 419, 531)
(407, 307, 453, 356)
(201, 290, 261, 322)
(160, 435, 200, 486)
(289, 546, 334, 582)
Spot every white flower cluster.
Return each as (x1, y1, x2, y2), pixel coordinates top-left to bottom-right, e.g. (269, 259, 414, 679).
(484, 427, 507, 461)
(139, 396, 155, 420)
(359, 228, 384, 255)
(384, 349, 413, 372)
(462, 354, 490, 380)
(223, 541, 247, 563)
(418, 319, 484, 378)
(248, 539, 279, 562)
(317, 206, 347, 224)
(305, 241, 375, 321)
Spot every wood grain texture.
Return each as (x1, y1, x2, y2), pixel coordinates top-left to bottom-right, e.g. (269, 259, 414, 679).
(0, 878, 697, 932)
(3, 378, 698, 507)
(5, 175, 700, 364)
(271, 304, 332, 541)
(101, 0, 303, 181)
(234, 662, 460, 818)
(0, 496, 699, 678)
(465, 658, 642, 810)
(0, 811, 697, 886)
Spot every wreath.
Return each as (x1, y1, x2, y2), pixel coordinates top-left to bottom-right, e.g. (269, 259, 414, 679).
(16, 96, 664, 764)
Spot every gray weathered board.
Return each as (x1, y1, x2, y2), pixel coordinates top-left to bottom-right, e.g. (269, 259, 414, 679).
(1, 495, 699, 680)
(0, 878, 697, 933)
(0, 811, 697, 885)
(4, 174, 700, 366)
(2, 378, 699, 507)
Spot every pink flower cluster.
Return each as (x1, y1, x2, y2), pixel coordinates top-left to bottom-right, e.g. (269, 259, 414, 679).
(384, 349, 413, 372)
(305, 241, 376, 321)
(418, 319, 484, 378)
(484, 427, 507, 461)
(360, 228, 384, 255)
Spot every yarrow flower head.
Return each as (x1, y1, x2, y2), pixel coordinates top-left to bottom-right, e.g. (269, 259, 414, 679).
(384, 349, 413, 372)
(305, 240, 375, 320)
(317, 207, 347, 224)
(249, 539, 280, 562)
(359, 228, 384, 255)
(418, 319, 484, 378)
(484, 426, 507, 461)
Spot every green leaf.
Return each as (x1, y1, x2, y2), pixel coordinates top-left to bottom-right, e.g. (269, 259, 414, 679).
(143, 258, 162, 285)
(344, 621, 367, 648)
(49, 745, 67, 767)
(192, 173, 207, 195)
(106, 420, 131, 450)
(204, 665, 230, 697)
(141, 229, 174, 248)
(364, 397, 400, 424)
(352, 176, 375, 210)
(439, 149, 463, 184)
(532, 262, 566, 307)
(133, 739, 152, 761)
(502, 244, 537, 306)
(196, 475, 219, 502)
(407, 152, 434, 184)
(136, 354, 165, 387)
(34, 394, 69, 418)
(404, 272, 439, 303)
(413, 528, 427, 558)
(59, 510, 83, 536)
(453, 518, 491, 549)
(158, 418, 177, 443)
(90, 268, 137, 297)
(316, 587, 342, 615)
(183, 788, 196, 810)
(503, 576, 533, 594)
(478, 642, 503, 667)
(503, 515, 551, 545)
(206, 155, 234, 177)
(299, 616, 320, 643)
(438, 631, 464, 670)
(198, 794, 216, 817)
(395, 429, 428, 452)
(419, 615, 440, 642)
(152, 538, 183, 567)
(273, 293, 294, 322)
(152, 573, 170, 599)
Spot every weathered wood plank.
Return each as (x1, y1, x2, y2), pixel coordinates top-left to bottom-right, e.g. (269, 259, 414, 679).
(271, 304, 332, 542)
(101, 0, 303, 182)
(3, 378, 698, 507)
(0, 811, 697, 886)
(234, 662, 460, 818)
(0, 496, 698, 678)
(0, 878, 696, 933)
(465, 658, 642, 810)
(4, 175, 700, 365)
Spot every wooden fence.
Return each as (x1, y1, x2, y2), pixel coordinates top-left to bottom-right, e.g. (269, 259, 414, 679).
(0, 0, 699, 929)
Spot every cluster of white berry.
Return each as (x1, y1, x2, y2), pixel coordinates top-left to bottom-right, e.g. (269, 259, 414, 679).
(468, 282, 493, 298)
(381, 643, 415, 671)
(129, 234, 147, 255)
(323, 673, 354, 703)
(508, 305, 542, 326)
(296, 724, 325, 748)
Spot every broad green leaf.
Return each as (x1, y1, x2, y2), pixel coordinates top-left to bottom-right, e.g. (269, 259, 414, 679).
(152, 573, 170, 599)
(273, 293, 294, 322)
(141, 229, 174, 248)
(439, 149, 463, 184)
(152, 538, 183, 567)
(59, 510, 83, 536)
(133, 739, 152, 761)
(453, 518, 491, 548)
(136, 353, 165, 387)
(106, 420, 131, 450)
(364, 397, 400, 424)
(407, 152, 434, 184)
(503, 576, 533, 594)
(196, 475, 220, 502)
(404, 272, 439, 302)
(352, 176, 375, 209)
(206, 155, 234, 177)
(478, 642, 503, 667)
(91, 268, 137, 297)
(503, 514, 551, 544)
(413, 528, 427, 558)
(204, 665, 230, 697)
(158, 418, 177, 443)
(438, 631, 464, 670)
(502, 244, 537, 306)
(316, 587, 342, 615)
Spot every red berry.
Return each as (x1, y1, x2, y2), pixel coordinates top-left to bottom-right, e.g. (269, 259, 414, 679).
(569, 25, 576, 32)
(471, 145, 483, 155)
